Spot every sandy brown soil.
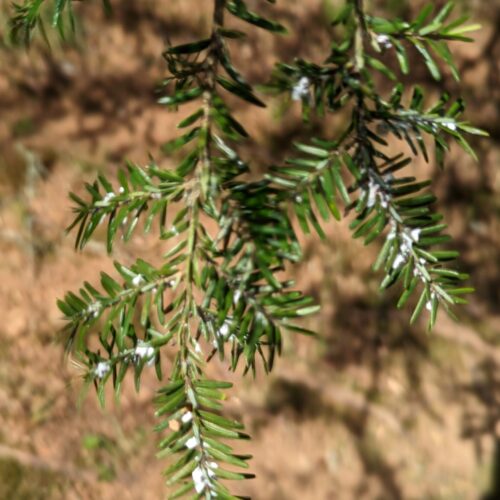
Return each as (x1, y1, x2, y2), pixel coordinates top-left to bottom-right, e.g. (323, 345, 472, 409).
(0, 1, 499, 499)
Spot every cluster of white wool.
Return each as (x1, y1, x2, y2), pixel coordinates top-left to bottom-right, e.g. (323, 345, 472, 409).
(87, 301, 102, 318)
(413, 257, 430, 282)
(218, 321, 231, 338)
(94, 361, 110, 379)
(102, 192, 115, 203)
(133, 342, 155, 366)
(366, 177, 391, 209)
(194, 341, 203, 354)
(181, 411, 193, 424)
(212, 319, 237, 348)
(185, 435, 199, 450)
(411, 116, 457, 134)
(182, 429, 220, 492)
(386, 220, 439, 313)
(426, 291, 437, 311)
(233, 289, 242, 305)
(376, 34, 393, 49)
(192, 462, 219, 495)
(292, 76, 310, 101)
(441, 120, 457, 131)
(392, 227, 421, 269)
(387, 220, 397, 241)
(132, 274, 145, 287)
(93, 342, 155, 379)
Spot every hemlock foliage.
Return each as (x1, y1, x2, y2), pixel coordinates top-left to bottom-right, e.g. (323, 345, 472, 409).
(8, 0, 487, 498)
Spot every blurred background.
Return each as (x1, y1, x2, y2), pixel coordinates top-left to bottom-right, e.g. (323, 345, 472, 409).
(0, 0, 499, 498)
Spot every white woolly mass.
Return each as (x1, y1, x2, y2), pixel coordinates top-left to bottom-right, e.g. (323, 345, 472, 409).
(102, 192, 115, 203)
(392, 227, 423, 270)
(365, 177, 392, 210)
(366, 178, 379, 208)
(185, 436, 199, 450)
(387, 220, 397, 241)
(218, 322, 230, 338)
(181, 411, 193, 424)
(132, 274, 144, 287)
(94, 361, 110, 379)
(392, 253, 406, 269)
(410, 228, 421, 242)
(401, 232, 414, 248)
(292, 76, 310, 101)
(87, 301, 102, 318)
(442, 120, 457, 131)
(376, 34, 393, 49)
(413, 265, 429, 283)
(233, 290, 242, 305)
(192, 466, 211, 494)
(134, 342, 155, 366)
(426, 292, 437, 311)
(192, 463, 218, 495)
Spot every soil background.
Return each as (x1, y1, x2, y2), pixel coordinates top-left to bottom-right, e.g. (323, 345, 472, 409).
(0, 1, 499, 499)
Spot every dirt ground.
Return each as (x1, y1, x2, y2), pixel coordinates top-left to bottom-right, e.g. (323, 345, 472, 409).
(0, 1, 499, 499)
